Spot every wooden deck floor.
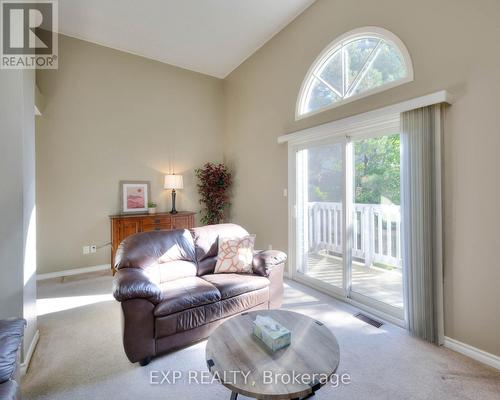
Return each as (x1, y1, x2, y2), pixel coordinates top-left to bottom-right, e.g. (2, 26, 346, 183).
(301, 252, 403, 309)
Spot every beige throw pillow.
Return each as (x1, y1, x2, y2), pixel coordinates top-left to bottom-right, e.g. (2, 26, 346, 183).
(214, 235, 256, 274)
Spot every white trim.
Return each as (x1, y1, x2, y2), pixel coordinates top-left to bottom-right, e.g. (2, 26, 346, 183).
(444, 337, 500, 370)
(287, 142, 296, 280)
(36, 264, 111, 281)
(280, 90, 455, 144)
(296, 26, 415, 120)
(20, 329, 39, 376)
(434, 104, 445, 345)
(287, 113, 400, 147)
(343, 138, 353, 295)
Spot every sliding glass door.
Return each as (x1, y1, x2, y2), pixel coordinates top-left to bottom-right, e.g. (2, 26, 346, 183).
(350, 135, 403, 315)
(294, 131, 404, 320)
(296, 140, 345, 294)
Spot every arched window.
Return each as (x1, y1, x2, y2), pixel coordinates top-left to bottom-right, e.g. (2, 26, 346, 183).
(297, 27, 413, 119)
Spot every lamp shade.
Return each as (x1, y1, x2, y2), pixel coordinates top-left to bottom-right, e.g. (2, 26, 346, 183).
(164, 174, 183, 190)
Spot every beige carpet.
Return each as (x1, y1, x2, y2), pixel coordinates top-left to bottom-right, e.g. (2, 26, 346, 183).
(22, 271, 500, 400)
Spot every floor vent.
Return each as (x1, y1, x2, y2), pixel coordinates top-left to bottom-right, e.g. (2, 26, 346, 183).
(354, 313, 383, 328)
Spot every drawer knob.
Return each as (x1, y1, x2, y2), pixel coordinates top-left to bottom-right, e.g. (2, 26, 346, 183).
(154, 219, 161, 223)
(155, 227, 161, 231)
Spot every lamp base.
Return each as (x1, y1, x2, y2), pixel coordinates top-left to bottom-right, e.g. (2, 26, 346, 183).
(170, 189, 178, 214)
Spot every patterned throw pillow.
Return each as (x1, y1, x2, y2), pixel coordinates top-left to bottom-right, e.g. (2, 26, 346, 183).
(214, 235, 256, 274)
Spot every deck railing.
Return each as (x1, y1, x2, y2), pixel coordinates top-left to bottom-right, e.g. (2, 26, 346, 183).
(308, 202, 402, 268)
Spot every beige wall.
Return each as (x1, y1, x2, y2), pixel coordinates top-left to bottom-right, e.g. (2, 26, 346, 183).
(36, 35, 224, 274)
(224, 0, 500, 356)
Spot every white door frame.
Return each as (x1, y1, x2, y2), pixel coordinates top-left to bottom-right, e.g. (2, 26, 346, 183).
(290, 135, 348, 300)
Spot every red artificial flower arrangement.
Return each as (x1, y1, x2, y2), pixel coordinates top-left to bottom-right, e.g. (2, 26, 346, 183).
(195, 162, 232, 225)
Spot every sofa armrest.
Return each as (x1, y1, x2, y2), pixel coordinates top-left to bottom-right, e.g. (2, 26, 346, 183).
(252, 250, 287, 277)
(112, 268, 162, 304)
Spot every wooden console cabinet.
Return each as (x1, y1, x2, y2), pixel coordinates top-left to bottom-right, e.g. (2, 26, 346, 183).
(109, 211, 195, 273)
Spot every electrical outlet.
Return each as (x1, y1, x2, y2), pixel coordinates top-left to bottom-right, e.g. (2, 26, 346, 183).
(90, 245, 97, 254)
(268, 244, 273, 250)
(83, 246, 90, 255)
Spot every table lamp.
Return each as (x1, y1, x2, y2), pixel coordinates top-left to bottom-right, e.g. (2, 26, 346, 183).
(164, 174, 183, 214)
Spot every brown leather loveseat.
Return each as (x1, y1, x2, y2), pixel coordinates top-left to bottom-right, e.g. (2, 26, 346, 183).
(112, 224, 286, 365)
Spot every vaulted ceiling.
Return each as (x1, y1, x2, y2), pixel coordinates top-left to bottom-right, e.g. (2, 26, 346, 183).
(59, 0, 316, 78)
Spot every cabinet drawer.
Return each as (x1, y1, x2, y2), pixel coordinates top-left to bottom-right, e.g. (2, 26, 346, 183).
(142, 215, 171, 225)
(172, 216, 191, 230)
(142, 223, 172, 232)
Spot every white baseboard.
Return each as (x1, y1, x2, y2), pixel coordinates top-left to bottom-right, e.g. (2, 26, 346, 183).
(444, 336, 500, 370)
(37, 264, 111, 281)
(20, 329, 39, 376)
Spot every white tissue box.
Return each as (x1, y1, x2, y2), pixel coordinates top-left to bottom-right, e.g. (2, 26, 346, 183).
(252, 315, 291, 352)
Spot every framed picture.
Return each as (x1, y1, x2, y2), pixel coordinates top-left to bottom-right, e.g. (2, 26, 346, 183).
(119, 181, 151, 214)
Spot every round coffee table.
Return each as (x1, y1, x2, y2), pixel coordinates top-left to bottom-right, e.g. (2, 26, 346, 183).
(205, 310, 340, 400)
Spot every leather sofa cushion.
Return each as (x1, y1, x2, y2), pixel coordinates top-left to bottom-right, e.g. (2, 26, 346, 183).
(154, 277, 221, 317)
(202, 273, 270, 299)
(0, 319, 25, 384)
(116, 229, 196, 270)
(219, 287, 269, 318)
(155, 287, 269, 338)
(190, 224, 249, 275)
(155, 302, 221, 337)
(146, 260, 197, 284)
